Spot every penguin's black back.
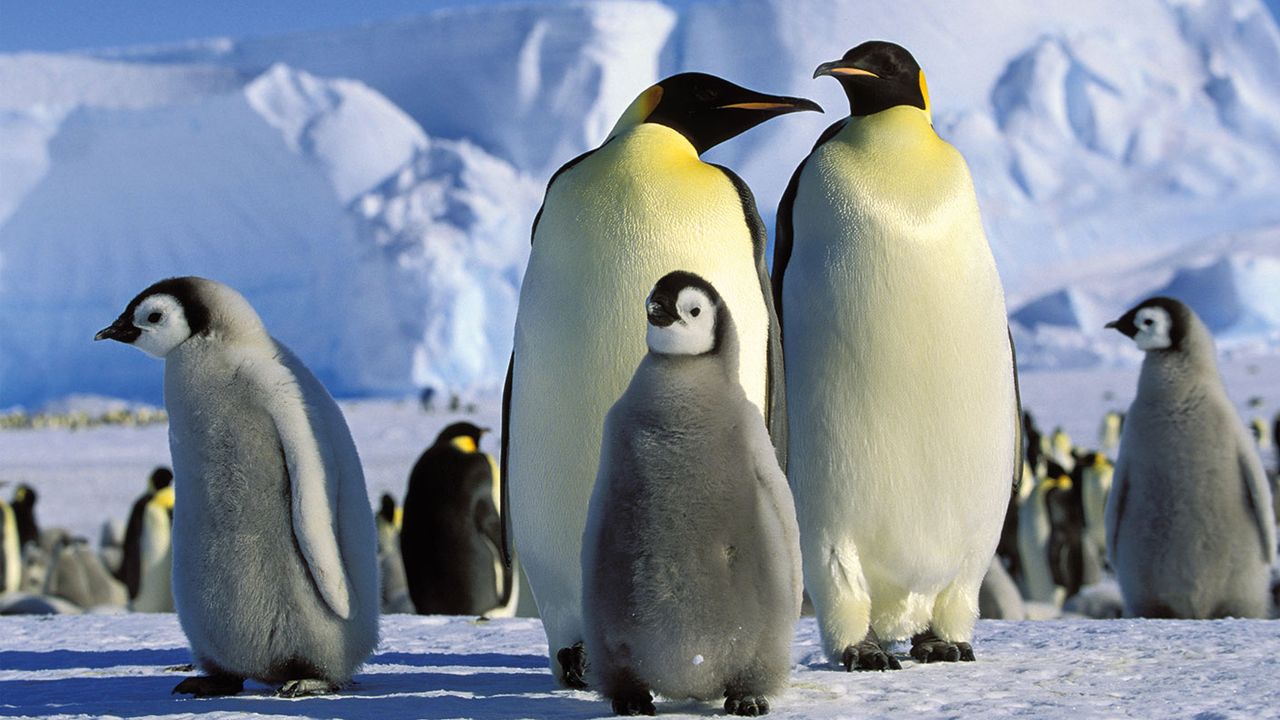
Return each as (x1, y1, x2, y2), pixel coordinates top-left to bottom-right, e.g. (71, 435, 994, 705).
(400, 442, 501, 615)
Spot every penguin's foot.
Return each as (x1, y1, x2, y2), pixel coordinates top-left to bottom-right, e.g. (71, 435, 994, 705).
(277, 678, 340, 697)
(909, 630, 974, 663)
(557, 642, 588, 689)
(725, 693, 770, 716)
(165, 663, 196, 672)
(841, 641, 901, 671)
(610, 689, 656, 716)
(172, 674, 244, 697)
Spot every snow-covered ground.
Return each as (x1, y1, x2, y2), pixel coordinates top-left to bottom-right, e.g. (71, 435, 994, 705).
(1, 614, 1277, 719)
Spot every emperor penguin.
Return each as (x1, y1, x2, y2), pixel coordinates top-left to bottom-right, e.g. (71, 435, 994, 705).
(96, 277, 379, 696)
(400, 422, 510, 616)
(374, 494, 414, 614)
(11, 484, 39, 550)
(1079, 452, 1113, 569)
(1099, 411, 1123, 459)
(119, 466, 175, 611)
(1017, 466, 1066, 607)
(1, 493, 21, 593)
(582, 271, 802, 716)
(1105, 297, 1276, 618)
(504, 73, 818, 686)
(774, 41, 1020, 669)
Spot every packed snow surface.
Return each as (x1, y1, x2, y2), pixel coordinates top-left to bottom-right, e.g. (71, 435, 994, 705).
(1, 614, 1278, 719)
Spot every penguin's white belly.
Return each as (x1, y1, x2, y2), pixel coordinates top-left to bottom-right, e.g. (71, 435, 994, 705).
(784, 134, 1013, 594)
(509, 126, 768, 632)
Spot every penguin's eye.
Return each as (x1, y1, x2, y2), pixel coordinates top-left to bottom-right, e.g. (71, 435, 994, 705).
(148, 312, 163, 324)
(690, 307, 701, 318)
(1142, 318, 1153, 327)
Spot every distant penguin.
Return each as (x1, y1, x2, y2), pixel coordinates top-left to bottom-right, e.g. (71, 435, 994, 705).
(583, 272, 802, 716)
(1048, 428, 1074, 473)
(1251, 418, 1272, 451)
(1099, 411, 1123, 459)
(131, 482, 176, 613)
(775, 40, 1019, 669)
(1, 494, 20, 593)
(374, 494, 414, 614)
(96, 276, 379, 696)
(11, 484, 38, 550)
(1044, 471, 1094, 600)
(1080, 452, 1113, 569)
(119, 466, 174, 608)
(505, 73, 817, 685)
(44, 535, 128, 610)
(99, 519, 125, 578)
(978, 557, 1024, 621)
(1105, 297, 1276, 618)
(1018, 468, 1065, 607)
(400, 422, 509, 616)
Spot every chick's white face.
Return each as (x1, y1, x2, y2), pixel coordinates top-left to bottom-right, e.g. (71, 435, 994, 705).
(646, 287, 716, 355)
(1132, 306, 1173, 351)
(131, 294, 192, 358)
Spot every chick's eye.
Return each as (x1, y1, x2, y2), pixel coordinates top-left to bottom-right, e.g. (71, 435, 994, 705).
(148, 312, 163, 323)
(1142, 318, 1153, 327)
(690, 307, 701, 317)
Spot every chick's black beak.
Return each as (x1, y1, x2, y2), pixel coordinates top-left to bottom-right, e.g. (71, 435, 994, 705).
(95, 316, 140, 344)
(1105, 314, 1138, 338)
(647, 294, 679, 327)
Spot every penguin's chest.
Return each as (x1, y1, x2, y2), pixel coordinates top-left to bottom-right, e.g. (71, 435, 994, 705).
(511, 128, 768, 491)
(786, 121, 1013, 523)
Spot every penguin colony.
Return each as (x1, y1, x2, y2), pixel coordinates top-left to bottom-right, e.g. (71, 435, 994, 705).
(0, 35, 1256, 716)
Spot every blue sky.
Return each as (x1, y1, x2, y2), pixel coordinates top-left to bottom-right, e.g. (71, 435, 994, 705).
(0, 1, 528, 53)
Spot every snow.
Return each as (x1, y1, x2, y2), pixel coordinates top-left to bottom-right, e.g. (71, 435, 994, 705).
(1, 614, 1277, 718)
(4, 0, 1280, 408)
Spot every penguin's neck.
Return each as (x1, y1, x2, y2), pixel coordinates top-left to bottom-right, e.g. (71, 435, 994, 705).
(602, 123, 704, 171)
(1137, 350, 1218, 410)
(840, 105, 936, 146)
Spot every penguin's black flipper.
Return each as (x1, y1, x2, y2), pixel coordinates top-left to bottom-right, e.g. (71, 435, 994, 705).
(715, 164, 788, 472)
(1009, 326, 1024, 494)
(499, 354, 514, 569)
(772, 118, 848, 333)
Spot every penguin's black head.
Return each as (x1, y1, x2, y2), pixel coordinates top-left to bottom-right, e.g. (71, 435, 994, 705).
(148, 467, 173, 493)
(1105, 296, 1190, 353)
(95, 277, 212, 358)
(815, 41, 930, 118)
(435, 422, 487, 453)
(12, 483, 35, 509)
(613, 73, 821, 155)
(645, 270, 730, 356)
(378, 493, 396, 523)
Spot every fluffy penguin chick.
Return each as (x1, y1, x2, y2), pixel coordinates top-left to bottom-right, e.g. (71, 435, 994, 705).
(96, 277, 379, 696)
(774, 40, 1020, 669)
(1105, 297, 1276, 618)
(583, 271, 802, 717)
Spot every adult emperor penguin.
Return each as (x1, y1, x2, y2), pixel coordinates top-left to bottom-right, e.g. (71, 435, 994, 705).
(96, 277, 379, 696)
(1105, 297, 1275, 618)
(1, 492, 20, 593)
(11, 484, 39, 550)
(119, 466, 175, 611)
(582, 272, 802, 716)
(400, 422, 509, 616)
(774, 41, 1021, 669)
(504, 73, 818, 686)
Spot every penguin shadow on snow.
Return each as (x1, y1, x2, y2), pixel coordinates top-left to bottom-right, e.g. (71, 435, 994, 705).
(0, 649, 599, 719)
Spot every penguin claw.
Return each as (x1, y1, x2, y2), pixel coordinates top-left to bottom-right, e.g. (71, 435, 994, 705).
(172, 674, 244, 697)
(841, 642, 902, 671)
(276, 678, 339, 697)
(910, 632, 972, 664)
(725, 694, 770, 716)
(611, 691, 656, 716)
(557, 642, 589, 689)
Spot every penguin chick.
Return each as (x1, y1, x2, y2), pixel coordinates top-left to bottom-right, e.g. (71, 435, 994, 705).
(505, 72, 818, 687)
(775, 40, 1020, 669)
(96, 277, 379, 696)
(1105, 297, 1275, 618)
(400, 422, 509, 616)
(583, 271, 802, 717)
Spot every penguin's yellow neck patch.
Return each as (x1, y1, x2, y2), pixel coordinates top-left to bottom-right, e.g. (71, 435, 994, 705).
(608, 85, 664, 140)
(918, 70, 932, 121)
(393, 506, 403, 530)
(451, 436, 478, 454)
(153, 485, 175, 510)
